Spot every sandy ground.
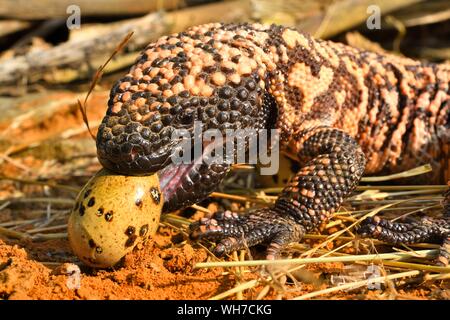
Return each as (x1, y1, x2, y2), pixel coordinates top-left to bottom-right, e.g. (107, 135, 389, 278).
(1, 227, 449, 300)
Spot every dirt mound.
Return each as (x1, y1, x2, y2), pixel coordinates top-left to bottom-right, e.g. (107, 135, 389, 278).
(0, 235, 232, 300)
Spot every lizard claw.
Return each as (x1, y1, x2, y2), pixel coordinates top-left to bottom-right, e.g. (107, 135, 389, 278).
(357, 216, 450, 266)
(189, 208, 305, 259)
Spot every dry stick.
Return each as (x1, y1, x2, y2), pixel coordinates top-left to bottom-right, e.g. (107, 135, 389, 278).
(385, 15, 407, 54)
(0, 175, 79, 193)
(0, 1, 251, 86)
(255, 285, 271, 300)
(301, 234, 439, 249)
(231, 164, 255, 170)
(0, 197, 74, 205)
(0, 201, 11, 211)
(0, 219, 40, 228)
(296, 271, 450, 301)
(209, 192, 272, 204)
(232, 251, 244, 300)
(191, 204, 212, 214)
(292, 270, 421, 300)
(0, 225, 31, 240)
(356, 185, 447, 191)
(0, 0, 188, 19)
(26, 224, 68, 234)
(161, 213, 192, 226)
(32, 233, 67, 241)
(195, 250, 441, 269)
(361, 164, 432, 182)
(58, 120, 102, 143)
(401, 8, 450, 27)
(40, 262, 62, 267)
(349, 188, 443, 201)
(209, 280, 259, 301)
(0, 154, 32, 173)
(209, 192, 257, 202)
(78, 31, 134, 140)
(381, 260, 450, 273)
(313, 0, 335, 38)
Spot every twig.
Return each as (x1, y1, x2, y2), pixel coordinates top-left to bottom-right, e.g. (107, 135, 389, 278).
(31, 232, 67, 241)
(0, 197, 74, 205)
(27, 224, 67, 234)
(292, 270, 421, 300)
(191, 204, 212, 214)
(361, 164, 431, 182)
(78, 31, 134, 140)
(195, 250, 440, 269)
(209, 280, 259, 300)
(0, 226, 31, 240)
(0, 175, 79, 193)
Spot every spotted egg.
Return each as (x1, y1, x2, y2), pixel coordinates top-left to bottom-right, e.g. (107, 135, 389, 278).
(68, 169, 163, 268)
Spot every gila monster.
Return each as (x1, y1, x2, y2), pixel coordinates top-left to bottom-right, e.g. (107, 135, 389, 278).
(96, 23, 450, 265)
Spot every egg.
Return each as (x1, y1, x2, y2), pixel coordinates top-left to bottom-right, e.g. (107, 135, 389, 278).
(68, 169, 163, 268)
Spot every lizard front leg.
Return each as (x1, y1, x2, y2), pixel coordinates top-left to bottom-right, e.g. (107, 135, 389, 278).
(190, 127, 367, 259)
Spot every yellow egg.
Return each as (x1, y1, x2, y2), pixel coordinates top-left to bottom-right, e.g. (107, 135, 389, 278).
(68, 169, 163, 268)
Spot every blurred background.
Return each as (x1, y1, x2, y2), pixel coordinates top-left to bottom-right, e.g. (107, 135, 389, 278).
(0, 0, 449, 187)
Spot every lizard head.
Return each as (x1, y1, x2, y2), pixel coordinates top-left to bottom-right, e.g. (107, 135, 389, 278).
(96, 25, 277, 211)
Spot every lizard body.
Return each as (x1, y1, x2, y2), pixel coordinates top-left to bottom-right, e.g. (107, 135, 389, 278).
(96, 23, 450, 264)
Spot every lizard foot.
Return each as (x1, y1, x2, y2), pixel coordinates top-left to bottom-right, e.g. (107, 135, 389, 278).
(357, 216, 450, 266)
(189, 208, 305, 259)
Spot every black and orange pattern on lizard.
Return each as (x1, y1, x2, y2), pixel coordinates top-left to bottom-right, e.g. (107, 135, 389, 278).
(96, 23, 450, 265)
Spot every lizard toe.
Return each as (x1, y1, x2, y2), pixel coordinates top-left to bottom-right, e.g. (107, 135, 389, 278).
(189, 208, 305, 258)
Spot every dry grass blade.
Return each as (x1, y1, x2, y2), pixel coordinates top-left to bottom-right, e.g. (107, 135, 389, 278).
(191, 204, 212, 214)
(0, 175, 79, 192)
(209, 280, 259, 300)
(209, 192, 264, 203)
(381, 260, 450, 273)
(0, 225, 31, 240)
(77, 31, 134, 140)
(0, 197, 74, 205)
(361, 164, 432, 182)
(26, 224, 67, 234)
(195, 250, 440, 269)
(161, 213, 192, 227)
(31, 232, 67, 241)
(302, 234, 439, 249)
(356, 185, 447, 191)
(292, 270, 421, 300)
